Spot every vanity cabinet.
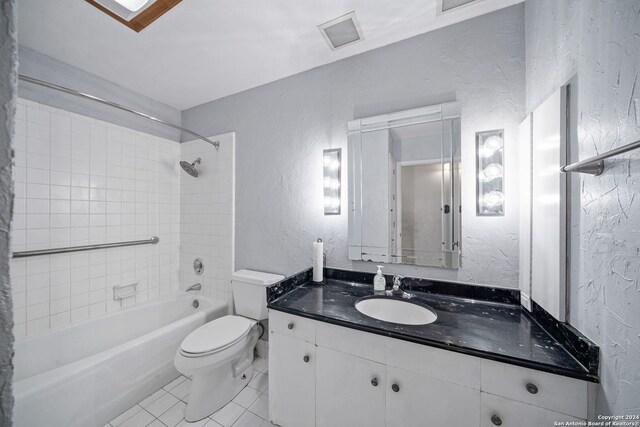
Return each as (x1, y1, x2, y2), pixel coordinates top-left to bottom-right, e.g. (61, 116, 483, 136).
(269, 311, 592, 427)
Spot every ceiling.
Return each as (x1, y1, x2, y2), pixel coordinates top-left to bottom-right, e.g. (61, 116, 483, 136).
(391, 122, 442, 142)
(18, 0, 522, 110)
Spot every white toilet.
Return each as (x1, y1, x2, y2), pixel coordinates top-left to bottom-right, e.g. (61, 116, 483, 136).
(175, 269, 284, 422)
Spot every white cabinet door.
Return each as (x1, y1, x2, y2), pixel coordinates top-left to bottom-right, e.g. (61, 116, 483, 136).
(386, 366, 480, 427)
(316, 346, 385, 427)
(480, 392, 583, 427)
(269, 332, 316, 427)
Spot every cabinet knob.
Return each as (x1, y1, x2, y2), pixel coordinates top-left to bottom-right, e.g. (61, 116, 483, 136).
(287, 322, 294, 330)
(371, 378, 378, 387)
(391, 383, 400, 393)
(303, 355, 310, 363)
(491, 414, 502, 426)
(526, 383, 538, 394)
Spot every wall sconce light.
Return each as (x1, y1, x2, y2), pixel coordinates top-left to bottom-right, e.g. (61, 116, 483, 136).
(323, 148, 341, 215)
(476, 129, 504, 216)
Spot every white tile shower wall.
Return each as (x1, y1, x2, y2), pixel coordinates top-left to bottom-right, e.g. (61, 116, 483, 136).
(179, 133, 234, 304)
(11, 98, 182, 338)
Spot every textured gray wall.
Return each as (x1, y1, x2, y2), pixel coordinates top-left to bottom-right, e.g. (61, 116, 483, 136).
(183, 5, 526, 288)
(0, 0, 16, 424)
(18, 46, 182, 142)
(526, 0, 640, 415)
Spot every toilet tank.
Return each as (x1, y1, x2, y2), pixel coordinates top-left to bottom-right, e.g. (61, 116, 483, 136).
(232, 269, 284, 320)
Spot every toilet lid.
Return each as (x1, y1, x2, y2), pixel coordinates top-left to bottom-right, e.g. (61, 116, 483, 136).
(181, 315, 253, 355)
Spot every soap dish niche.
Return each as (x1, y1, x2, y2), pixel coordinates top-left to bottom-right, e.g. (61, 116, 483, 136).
(113, 282, 138, 301)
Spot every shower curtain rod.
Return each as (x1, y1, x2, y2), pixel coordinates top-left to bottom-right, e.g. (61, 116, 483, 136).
(18, 74, 219, 149)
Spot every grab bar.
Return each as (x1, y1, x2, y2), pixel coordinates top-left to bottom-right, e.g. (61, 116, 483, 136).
(561, 139, 640, 176)
(12, 236, 159, 258)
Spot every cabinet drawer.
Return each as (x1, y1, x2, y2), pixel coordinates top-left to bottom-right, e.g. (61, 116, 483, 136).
(269, 310, 316, 343)
(316, 320, 386, 364)
(481, 392, 583, 427)
(386, 338, 481, 390)
(481, 359, 588, 418)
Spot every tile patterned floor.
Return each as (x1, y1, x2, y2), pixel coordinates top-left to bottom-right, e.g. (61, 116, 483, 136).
(104, 357, 273, 427)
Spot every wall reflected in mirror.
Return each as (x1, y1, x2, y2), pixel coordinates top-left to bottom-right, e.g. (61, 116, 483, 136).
(348, 103, 461, 269)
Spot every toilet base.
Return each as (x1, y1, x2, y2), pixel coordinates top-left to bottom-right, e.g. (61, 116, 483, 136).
(184, 363, 254, 422)
(180, 324, 260, 422)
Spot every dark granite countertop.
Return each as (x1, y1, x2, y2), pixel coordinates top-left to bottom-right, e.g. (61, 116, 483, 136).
(268, 275, 598, 382)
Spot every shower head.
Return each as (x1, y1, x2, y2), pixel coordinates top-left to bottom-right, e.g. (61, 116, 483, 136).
(180, 158, 201, 178)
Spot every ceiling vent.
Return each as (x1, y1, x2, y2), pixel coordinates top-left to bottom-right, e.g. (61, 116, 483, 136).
(318, 11, 364, 50)
(438, 0, 483, 14)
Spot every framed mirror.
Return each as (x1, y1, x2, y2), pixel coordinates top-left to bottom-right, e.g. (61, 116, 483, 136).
(347, 102, 461, 269)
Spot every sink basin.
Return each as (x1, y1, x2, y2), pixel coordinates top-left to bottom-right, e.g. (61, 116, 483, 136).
(355, 297, 437, 325)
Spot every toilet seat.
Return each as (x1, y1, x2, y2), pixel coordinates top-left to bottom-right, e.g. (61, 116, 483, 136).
(180, 315, 254, 358)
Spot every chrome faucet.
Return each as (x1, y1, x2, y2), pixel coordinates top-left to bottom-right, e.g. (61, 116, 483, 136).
(186, 283, 202, 293)
(392, 275, 403, 294)
(389, 275, 411, 299)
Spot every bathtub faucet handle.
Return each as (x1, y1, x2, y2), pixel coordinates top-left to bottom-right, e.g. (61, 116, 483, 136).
(186, 283, 202, 293)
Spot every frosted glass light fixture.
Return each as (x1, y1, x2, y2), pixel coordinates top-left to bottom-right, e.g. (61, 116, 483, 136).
(87, 0, 180, 32)
(481, 163, 503, 181)
(479, 135, 503, 157)
(113, 0, 150, 11)
(323, 148, 341, 215)
(476, 129, 504, 216)
(483, 191, 504, 208)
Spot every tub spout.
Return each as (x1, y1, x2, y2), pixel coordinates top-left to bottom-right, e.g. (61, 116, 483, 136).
(186, 283, 202, 293)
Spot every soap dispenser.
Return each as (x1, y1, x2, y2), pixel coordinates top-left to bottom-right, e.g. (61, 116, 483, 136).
(373, 265, 386, 291)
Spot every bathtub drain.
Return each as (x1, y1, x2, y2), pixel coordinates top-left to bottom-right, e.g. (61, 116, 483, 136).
(192, 299, 199, 309)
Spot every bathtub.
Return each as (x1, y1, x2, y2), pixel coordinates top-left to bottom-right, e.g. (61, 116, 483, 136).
(13, 294, 228, 427)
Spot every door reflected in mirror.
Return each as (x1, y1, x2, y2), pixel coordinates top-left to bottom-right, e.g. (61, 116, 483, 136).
(348, 103, 461, 269)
